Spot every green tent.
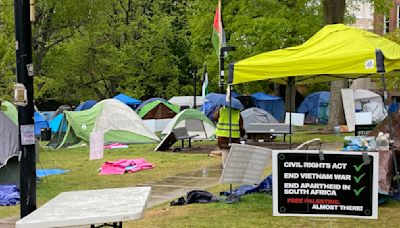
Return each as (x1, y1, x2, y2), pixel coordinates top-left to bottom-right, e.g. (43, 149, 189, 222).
(137, 100, 179, 119)
(229, 24, 400, 85)
(1, 101, 18, 125)
(48, 99, 160, 149)
(161, 109, 216, 139)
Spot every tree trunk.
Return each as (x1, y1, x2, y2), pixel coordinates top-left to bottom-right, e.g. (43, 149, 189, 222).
(324, 0, 348, 132)
(327, 80, 348, 127)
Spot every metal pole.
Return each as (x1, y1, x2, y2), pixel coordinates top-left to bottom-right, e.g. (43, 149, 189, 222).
(14, 0, 37, 217)
(219, 50, 224, 93)
(229, 85, 232, 144)
(288, 77, 294, 150)
(193, 71, 197, 109)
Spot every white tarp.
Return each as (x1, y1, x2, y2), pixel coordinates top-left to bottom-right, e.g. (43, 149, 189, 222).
(354, 89, 383, 110)
(363, 102, 387, 122)
(168, 96, 203, 109)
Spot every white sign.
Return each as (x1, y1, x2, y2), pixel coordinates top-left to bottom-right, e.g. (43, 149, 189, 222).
(20, 125, 35, 145)
(285, 112, 304, 126)
(90, 132, 104, 160)
(220, 144, 271, 185)
(355, 112, 372, 125)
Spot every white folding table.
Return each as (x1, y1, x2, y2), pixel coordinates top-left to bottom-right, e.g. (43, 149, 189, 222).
(16, 187, 151, 228)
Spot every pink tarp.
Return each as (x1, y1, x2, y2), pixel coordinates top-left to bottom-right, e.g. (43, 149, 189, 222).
(99, 158, 155, 175)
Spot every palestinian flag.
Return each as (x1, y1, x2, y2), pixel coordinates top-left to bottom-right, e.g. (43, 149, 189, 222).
(212, 0, 226, 55)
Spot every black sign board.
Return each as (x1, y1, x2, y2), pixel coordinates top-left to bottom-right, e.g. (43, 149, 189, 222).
(355, 124, 377, 136)
(272, 151, 378, 219)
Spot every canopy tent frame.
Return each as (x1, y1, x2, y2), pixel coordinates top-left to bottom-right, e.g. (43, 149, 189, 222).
(225, 24, 400, 192)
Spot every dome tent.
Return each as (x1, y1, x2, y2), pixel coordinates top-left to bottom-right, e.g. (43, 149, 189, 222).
(0, 109, 20, 186)
(75, 100, 97, 111)
(241, 107, 278, 131)
(251, 92, 285, 122)
(47, 99, 159, 149)
(297, 91, 330, 124)
(34, 111, 50, 136)
(161, 109, 216, 140)
(136, 98, 179, 119)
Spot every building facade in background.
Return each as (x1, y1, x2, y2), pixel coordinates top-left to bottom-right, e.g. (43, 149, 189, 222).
(374, 0, 400, 35)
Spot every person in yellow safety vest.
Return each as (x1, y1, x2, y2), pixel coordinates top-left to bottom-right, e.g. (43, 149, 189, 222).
(213, 106, 245, 167)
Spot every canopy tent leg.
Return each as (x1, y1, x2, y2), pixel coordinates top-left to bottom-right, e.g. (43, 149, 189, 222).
(288, 77, 295, 150)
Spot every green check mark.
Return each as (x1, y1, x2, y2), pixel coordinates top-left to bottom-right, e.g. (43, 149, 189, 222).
(353, 163, 364, 172)
(353, 173, 366, 183)
(353, 187, 366, 196)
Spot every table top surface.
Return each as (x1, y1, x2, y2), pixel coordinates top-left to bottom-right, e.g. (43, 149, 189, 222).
(16, 187, 151, 228)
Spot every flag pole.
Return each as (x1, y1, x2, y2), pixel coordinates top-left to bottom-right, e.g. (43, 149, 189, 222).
(218, 0, 224, 93)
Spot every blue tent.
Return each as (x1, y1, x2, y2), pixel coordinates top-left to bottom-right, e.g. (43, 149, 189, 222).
(251, 92, 285, 121)
(50, 113, 63, 133)
(75, 100, 97, 111)
(34, 112, 49, 135)
(40, 111, 55, 121)
(114, 94, 141, 108)
(297, 91, 330, 124)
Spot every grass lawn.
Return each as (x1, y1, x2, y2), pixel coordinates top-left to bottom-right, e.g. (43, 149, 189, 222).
(2, 127, 400, 227)
(0, 142, 219, 218)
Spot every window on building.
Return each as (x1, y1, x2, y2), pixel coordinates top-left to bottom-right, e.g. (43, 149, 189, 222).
(398, 5, 400, 29)
(384, 15, 390, 34)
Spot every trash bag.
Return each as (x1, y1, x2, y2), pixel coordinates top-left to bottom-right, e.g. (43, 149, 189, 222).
(170, 190, 220, 206)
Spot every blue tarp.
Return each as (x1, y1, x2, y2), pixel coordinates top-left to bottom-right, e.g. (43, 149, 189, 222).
(36, 169, 69, 177)
(0, 184, 19, 206)
(204, 93, 244, 110)
(34, 112, 49, 135)
(114, 94, 141, 107)
(251, 92, 285, 121)
(221, 174, 272, 196)
(297, 91, 330, 124)
(49, 113, 64, 133)
(231, 91, 241, 98)
(75, 100, 97, 111)
(203, 101, 219, 120)
(389, 103, 400, 113)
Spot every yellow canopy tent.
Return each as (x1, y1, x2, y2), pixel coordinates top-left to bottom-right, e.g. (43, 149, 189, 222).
(228, 24, 400, 85)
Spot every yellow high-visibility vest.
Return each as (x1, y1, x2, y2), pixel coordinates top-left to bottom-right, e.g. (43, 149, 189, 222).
(215, 107, 240, 138)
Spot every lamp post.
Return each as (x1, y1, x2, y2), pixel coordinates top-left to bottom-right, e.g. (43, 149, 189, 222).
(190, 69, 197, 109)
(219, 46, 236, 93)
(14, 0, 37, 217)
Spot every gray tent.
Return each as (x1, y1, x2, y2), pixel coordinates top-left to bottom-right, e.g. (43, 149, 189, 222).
(0, 112, 20, 185)
(241, 107, 278, 130)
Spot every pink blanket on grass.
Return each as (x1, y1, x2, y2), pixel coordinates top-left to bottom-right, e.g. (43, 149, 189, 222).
(104, 143, 128, 149)
(99, 158, 155, 175)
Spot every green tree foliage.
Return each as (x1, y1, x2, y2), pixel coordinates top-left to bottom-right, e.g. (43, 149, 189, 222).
(188, 0, 323, 95)
(0, 0, 15, 101)
(1, 0, 359, 107)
